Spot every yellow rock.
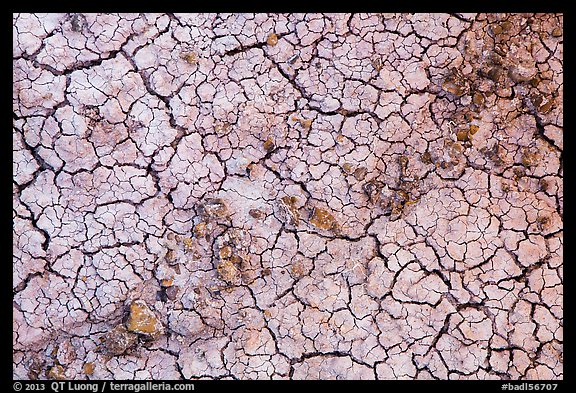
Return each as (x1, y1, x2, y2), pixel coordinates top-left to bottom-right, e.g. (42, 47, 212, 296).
(456, 129, 469, 142)
(442, 80, 466, 96)
(309, 207, 339, 231)
(182, 237, 194, 250)
(300, 119, 313, 130)
(47, 365, 65, 380)
(217, 259, 240, 282)
(126, 300, 163, 337)
(181, 51, 198, 65)
(267, 33, 278, 46)
(341, 162, 354, 174)
(193, 222, 207, 238)
(472, 92, 485, 106)
(84, 362, 95, 375)
(219, 245, 233, 259)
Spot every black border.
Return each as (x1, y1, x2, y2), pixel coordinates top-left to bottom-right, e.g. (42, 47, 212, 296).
(9, 6, 570, 390)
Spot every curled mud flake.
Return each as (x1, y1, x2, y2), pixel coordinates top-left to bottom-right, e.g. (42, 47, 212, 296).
(371, 57, 384, 72)
(353, 167, 368, 181)
(161, 278, 174, 287)
(309, 207, 339, 232)
(538, 97, 555, 114)
(469, 124, 479, 135)
(83, 362, 94, 375)
(102, 325, 138, 356)
(266, 33, 279, 46)
(363, 179, 385, 204)
(126, 300, 164, 338)
(537, 215, 551, 231)
(487, 66, 506, 83)
(47, 364, 66, 380)
(472, 92, 485, 106)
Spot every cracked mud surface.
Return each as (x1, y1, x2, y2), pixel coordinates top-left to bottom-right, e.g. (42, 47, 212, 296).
(13, 13, 563, 380)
